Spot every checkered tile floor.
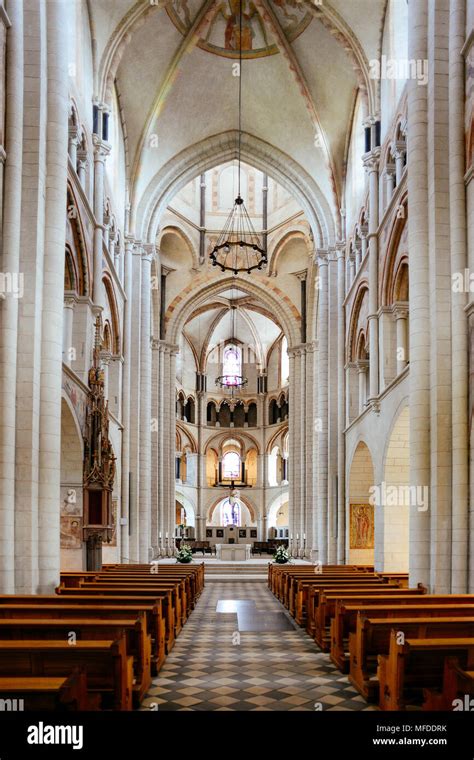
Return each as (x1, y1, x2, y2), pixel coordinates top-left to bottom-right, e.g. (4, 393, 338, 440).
(141, 581, 378, 711)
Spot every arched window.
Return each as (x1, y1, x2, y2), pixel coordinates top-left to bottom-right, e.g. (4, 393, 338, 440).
(222, 451, 241, 480)
(281, 336, 289, 386)
(221, 498, 241, 527)
(222, 344, 241, 386)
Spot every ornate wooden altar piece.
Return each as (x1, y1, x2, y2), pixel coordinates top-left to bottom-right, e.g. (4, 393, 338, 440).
(82, 316, 116, 570)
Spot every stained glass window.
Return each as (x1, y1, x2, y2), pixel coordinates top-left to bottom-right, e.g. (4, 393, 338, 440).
(222, 344, 241, 386)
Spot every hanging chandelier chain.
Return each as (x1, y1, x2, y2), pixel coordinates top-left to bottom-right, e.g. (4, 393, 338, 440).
(238, 0, 243, 199)
(209, 0, 267, 274)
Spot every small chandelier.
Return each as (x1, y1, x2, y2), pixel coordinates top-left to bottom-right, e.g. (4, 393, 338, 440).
(215, 286, 248, 394)
(210, 0, 267, 274)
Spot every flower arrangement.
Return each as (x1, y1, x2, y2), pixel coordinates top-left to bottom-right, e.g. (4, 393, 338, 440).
(176, 543, 193, 564)
(273, 545, 290, 564)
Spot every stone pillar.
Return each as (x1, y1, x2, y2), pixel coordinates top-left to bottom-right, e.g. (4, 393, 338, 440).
(62, 298, 75, 366)
(77, 150, 87, 189)
(120, 237, 133, 562)
(407, 0, 431, 588)
(157, 342, 165, 546)
(427, 0, 452, 593)
(385, 164, 396, 205)
(68, 124, 79, 168)
(287, 349, 296, 555)
(304, 343, 316, 558)
(393, 304, 409, 374)
(392, 141, 407, 185)
(357, 361, 368, 414)
(0, 0, 21, 592)
(139, 246, 153, 562)
(363, 149, 380, 401)
(449, 0, 468, 593)
(92, 135, 110, 310)
(38, 0, 70, 592)
(128, 244, 142, 562)
(315, 252, 328, 563)
(336, 247, 346, 563)
(349, 254, 355, 286)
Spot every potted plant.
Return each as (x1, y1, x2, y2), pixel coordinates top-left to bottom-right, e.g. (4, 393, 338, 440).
(176, 543, 193, 564)
(273, 545, 290, 564)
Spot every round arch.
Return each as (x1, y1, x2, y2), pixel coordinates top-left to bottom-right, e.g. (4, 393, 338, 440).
(267, 491, 290, 528)
(207, 494, 257, 526)
(175, 490, 196, 528)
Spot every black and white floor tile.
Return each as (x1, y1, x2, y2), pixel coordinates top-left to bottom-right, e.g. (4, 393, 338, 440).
(141, 581, 378, 711)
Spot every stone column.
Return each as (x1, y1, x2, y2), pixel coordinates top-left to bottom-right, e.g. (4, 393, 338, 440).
(304, 343, 316, 558)
(427, 0, 452, 593)
(385, 164, 396, 205)
(128, 243, 142, 562)
(38, 0, 70, 592)
(77, 150, 87, 190)
(315, 252, 329, 563)
(336, 247, 346, 563)
(157, 342, 165, 546)
(357, 361, 368, 414)
(139, 246, 153, 562)
(363, 149, 380, 401)
(407, 0, 431, 588)
(0, 0, 21, 592)
(392, 141, 407, 185)
(15, 0, 46, 592)
(196, 390, 206, 540)
(120, 237, 133, 562)
(393, 304, 409, 374)
(327, 253, 339, 562)
(349, 254, 355, 286)
(92, 136, 110, 311)
(449, 0, 468, 592)
(68, 124, 79, 168)
(287, 349, 296, 555)
(62, 298, 75, 367)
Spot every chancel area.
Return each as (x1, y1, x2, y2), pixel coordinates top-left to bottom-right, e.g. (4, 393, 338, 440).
(0, 0, 474, 716)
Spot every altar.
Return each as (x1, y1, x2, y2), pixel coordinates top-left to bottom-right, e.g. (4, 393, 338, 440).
(216, 543, 251, 561)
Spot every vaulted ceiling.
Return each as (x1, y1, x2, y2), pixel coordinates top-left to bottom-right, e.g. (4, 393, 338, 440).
(90, 0, 385, 236)
(183, 288, 283, 370)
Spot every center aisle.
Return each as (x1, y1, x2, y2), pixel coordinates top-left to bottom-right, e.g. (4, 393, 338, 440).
(141, 580, 377, 711)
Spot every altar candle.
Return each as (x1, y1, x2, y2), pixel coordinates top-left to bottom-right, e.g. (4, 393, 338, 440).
(303, 533, 306, 540)
(159, 532, 162, 540)
(296, 533, 299, 540)
(290, 534, 293, 540)
(166, 532, 168, 539)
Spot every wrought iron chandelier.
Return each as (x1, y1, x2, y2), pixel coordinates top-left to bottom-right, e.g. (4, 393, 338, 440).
(209, 0, 267, 274)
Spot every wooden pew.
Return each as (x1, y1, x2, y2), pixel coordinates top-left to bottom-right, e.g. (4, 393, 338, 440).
(422, 656, 474, 711)
(270, 566, 374, 603)
(0, 617, 151, 705)
(349, 615, 474, 700)
(378, 633, 474, 711)
(0, 603, 165, 676)
(291, 577, 396, 624)
(329, 595, 474, 671)
(0, 595, 167, 669)
(310, 586, 426, 642)
(74, 580, 185, 632)
(56, 588, 176, 651)
(313, 588, 427, 649)
(0, 670, 93, 711)
(0, 639, 133, 710)
(102, 563, 205, 596)
(84, 575, 190, 622)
